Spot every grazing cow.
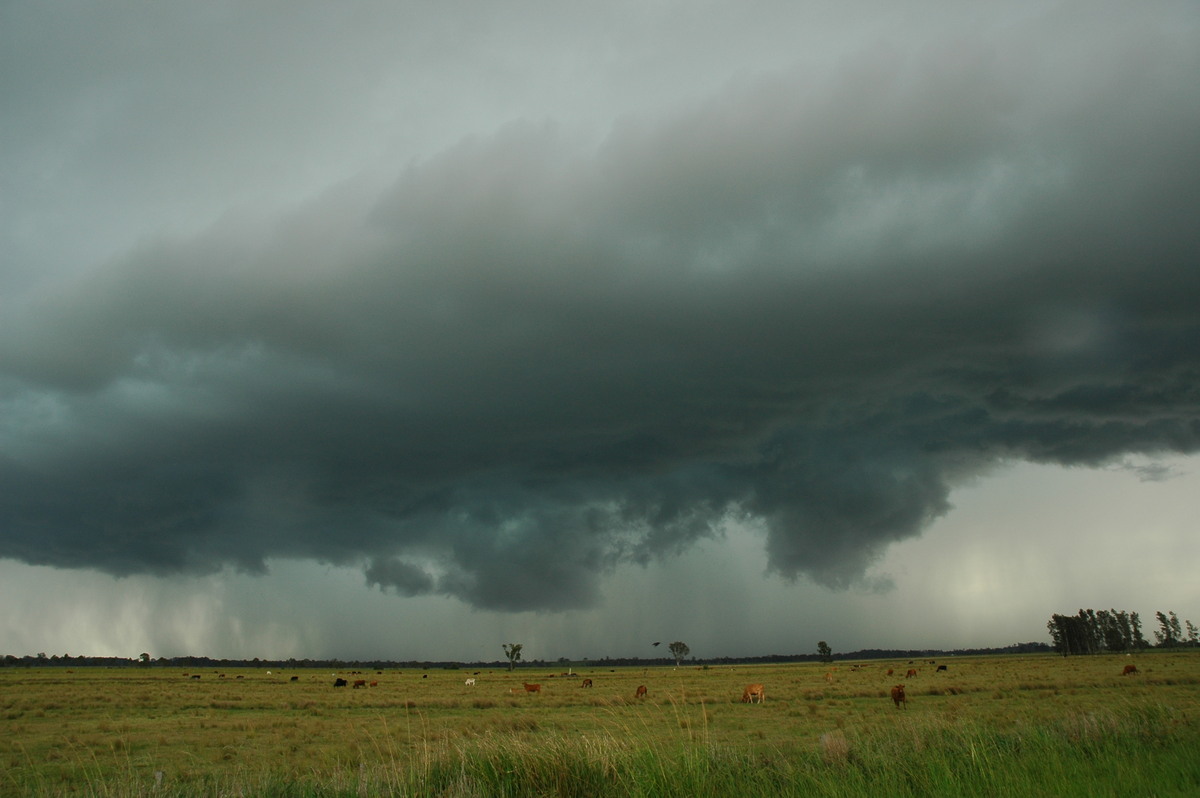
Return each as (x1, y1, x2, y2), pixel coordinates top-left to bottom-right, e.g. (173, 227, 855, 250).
(333, 678, 348, 687)
(290, 676, 299, 682)
(369, 681, 378, 687)
(741, 683, 765, 704)
(886, 669, 894, 676)
(825, 672, 834, 684)
(465, 678, 477, 686)
(581, 678, 593, 688)
(191, 674, 201, 680)
(936, 665, 948, 673)
(906, 669, 918, 679)
(890, 684, 907, 709)
(635, 685, 648, 699)
(1122, 664, 1139, 676)
(523, 683, 542, 694)
(353, 679, 367, 689)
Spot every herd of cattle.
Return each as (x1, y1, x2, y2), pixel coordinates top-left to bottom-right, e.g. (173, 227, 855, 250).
(178, 660, 1143, 709)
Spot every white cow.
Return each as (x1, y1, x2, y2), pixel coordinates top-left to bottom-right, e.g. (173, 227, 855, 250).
(465, 678, 476, 686)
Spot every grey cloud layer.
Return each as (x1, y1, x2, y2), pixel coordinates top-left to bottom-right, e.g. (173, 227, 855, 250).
(2, 4, 1198, 610)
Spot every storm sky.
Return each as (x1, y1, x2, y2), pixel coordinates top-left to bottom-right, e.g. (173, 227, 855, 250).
(2, 0, 1198, 662)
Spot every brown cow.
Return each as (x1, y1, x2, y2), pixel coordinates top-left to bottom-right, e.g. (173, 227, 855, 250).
(581, 678, 593, 688)
(352, 679, 367, 689)
(523, 683, 542, 694)
(906, 669, 918, 679)
(890, 684, 907, 709)
(635, 685, 648, 699)
(1122, 664, 1139, 676)
(824, 672, 834, 684)
(886, 669, 894, 676)
(741, 683, 765, 704)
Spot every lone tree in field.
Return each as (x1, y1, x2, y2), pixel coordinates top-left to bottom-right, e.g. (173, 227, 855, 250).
(817, 641, 832, 663)
(503, 643, 523, 671)
(668, 641, 690, 666)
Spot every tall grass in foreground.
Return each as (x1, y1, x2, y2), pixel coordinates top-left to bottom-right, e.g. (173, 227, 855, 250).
(12, 704, 1198, 798)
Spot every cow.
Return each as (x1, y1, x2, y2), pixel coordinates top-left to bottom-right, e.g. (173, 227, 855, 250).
(523, 683, 542, 694)
(890, 684, 907, 709)
(906, 669, 918, 679)
(581, 678, 593, 688)
(741, 683, 765, 704)
(369, 681, 378, 687)
(825, 672, 834, 684)
(1122, 664, 1139, 676)
(635, 685, 648, 699)
(290, 676, 299, 682)
(191, 674, 201, 680)
(936, 665, 948, 673)
(333, 678, 348, 687)
(352, 679, 367, 689)
(465, 678, 477, 687)
(886, 669, 894, 676)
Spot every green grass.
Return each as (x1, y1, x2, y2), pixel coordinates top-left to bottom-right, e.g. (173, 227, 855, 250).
(2, 652, 1198, 796)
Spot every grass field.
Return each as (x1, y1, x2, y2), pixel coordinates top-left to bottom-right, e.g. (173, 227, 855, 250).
(3, 651, 1198, 796)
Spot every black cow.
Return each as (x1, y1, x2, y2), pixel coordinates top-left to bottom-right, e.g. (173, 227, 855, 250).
(333, 678, 348, 687)
(936, 665, 948, 672)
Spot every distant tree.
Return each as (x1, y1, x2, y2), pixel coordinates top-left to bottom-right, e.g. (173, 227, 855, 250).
(1154, 612, 1179, 648)
(1186, 619, 1199, 647)
(1048, 613, 1093, 655)
(139, 652, 151, 665)
(817, 641, 833, 663)
(1048, 610, 1115, 655)
(503, 643, 523, 671)
(1130, 611, 1148, 649)
(1096, 610, 1126, 652)
(1083, 609, 1102, 654)
(668, 641, 690, 667)
(1108, 612, 1128, 652)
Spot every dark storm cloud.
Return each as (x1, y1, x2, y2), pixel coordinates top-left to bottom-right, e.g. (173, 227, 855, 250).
(2, 4, 1198, 610)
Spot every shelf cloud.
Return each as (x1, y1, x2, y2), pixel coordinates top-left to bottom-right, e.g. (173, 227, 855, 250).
(1, 0, 1197, 627)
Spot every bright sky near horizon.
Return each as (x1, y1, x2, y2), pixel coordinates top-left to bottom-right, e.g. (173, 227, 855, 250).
(2, 0, 1198, 662)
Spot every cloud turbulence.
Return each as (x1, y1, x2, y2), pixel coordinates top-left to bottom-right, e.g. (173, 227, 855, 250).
(2, 2, 1198, 617)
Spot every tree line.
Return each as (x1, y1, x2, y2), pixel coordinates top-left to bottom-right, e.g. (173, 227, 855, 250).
(1047, 609, 1199, 656)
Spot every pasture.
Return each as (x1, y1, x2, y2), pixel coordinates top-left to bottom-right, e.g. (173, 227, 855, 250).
(3, 652, 1199, 796)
